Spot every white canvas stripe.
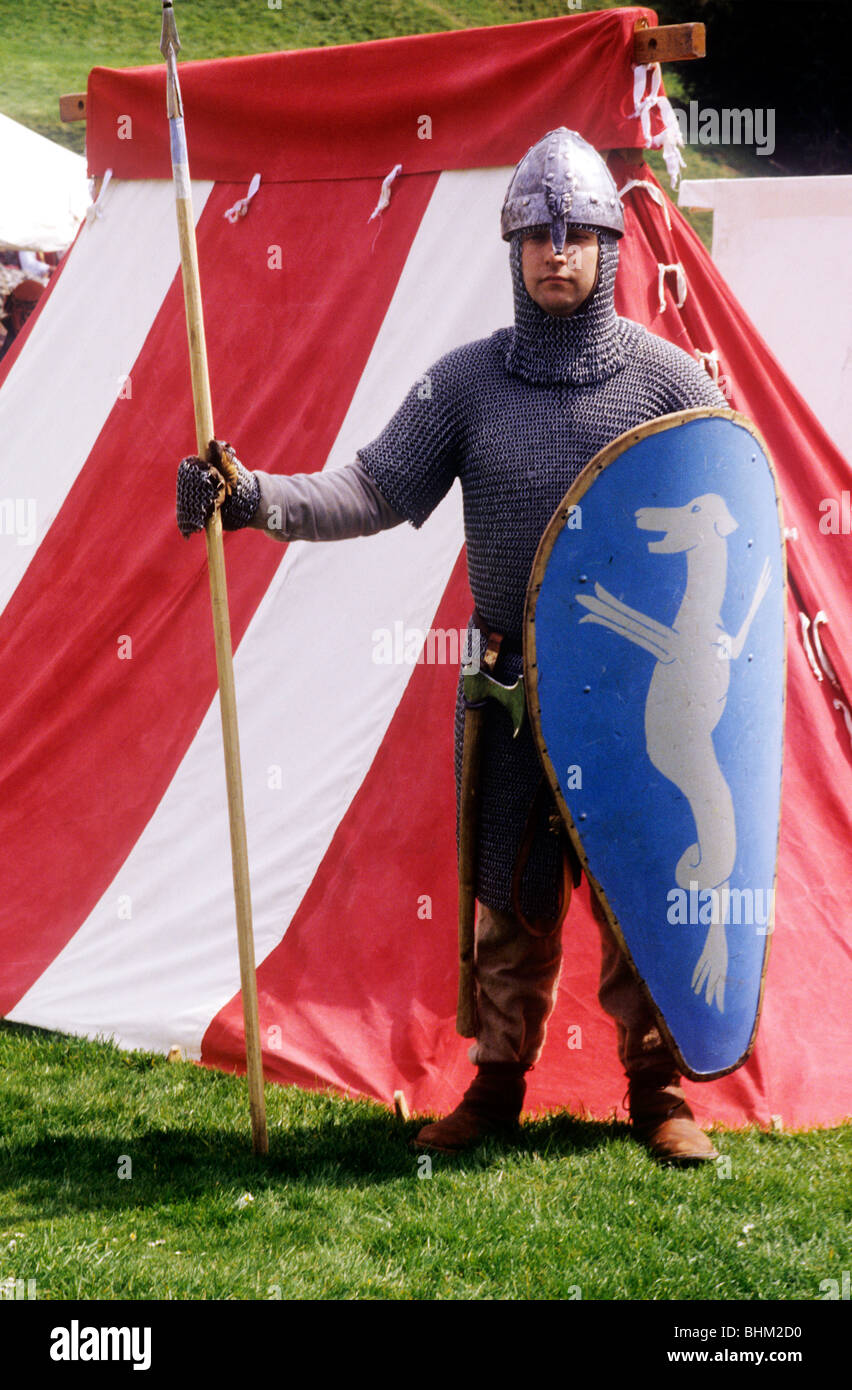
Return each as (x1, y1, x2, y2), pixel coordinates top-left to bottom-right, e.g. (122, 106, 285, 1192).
(9, 167, 515, 1054)
(0, 179, 213, 606)
(679, 175, 852, 462)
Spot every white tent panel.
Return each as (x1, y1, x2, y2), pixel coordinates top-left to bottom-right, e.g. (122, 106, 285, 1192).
(0, 113, 90, 252)
(679, 175, 852, 461)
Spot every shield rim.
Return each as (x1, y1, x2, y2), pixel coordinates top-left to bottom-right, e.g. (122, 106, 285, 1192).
(523, 406, 787, 1081)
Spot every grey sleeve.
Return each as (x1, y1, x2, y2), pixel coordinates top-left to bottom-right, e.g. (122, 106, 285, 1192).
(249, 460, 405, 543)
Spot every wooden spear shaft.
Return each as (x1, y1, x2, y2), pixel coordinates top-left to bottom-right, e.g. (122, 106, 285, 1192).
(160, 0, 268, 1155)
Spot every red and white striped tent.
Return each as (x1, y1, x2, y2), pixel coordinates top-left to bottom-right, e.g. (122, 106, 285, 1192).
(2, 8, 850, 1129)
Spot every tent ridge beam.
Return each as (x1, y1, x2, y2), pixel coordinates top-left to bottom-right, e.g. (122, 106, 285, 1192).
(633, 20, 706, 65)
(59, 93, 87, 123)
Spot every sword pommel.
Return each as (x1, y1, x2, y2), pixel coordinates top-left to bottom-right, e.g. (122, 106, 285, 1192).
(160, 1, 181, 60)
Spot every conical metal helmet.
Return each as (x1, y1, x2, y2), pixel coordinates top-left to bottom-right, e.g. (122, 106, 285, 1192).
(501, 128, 624, 252)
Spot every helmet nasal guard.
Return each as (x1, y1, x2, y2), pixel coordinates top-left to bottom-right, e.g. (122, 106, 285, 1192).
(500, 128, 624, 253)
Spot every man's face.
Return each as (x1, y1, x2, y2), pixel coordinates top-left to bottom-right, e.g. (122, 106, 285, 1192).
(521, 227, 599, 318)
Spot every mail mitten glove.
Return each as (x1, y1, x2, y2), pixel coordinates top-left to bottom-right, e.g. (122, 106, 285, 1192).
(176, 456, 221, 537)
(176, 440, 260, 538)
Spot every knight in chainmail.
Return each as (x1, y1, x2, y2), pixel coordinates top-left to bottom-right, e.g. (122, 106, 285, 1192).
(177, 129, 727, 1163)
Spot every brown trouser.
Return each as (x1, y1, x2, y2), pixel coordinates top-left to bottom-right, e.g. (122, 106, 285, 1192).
(468, 891, 676, 1077)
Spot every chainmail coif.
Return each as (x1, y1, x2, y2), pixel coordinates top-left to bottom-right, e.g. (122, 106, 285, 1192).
(506, 224, 637, 385)
(358, 228, 726, 922)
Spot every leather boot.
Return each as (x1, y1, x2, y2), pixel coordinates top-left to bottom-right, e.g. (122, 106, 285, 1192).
(413, 1063, 527, 1154)
(628, 1070, 719, 1164)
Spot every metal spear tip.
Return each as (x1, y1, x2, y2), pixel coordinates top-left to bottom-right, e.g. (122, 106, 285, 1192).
(160, 1, 181, 59)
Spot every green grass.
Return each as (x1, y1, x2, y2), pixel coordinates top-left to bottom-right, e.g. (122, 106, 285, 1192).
(1, 1021, 848, 1300)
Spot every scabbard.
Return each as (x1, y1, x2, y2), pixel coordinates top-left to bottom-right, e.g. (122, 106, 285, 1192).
(456, 700, 485, 1036)
(456, 629, 504, 1037)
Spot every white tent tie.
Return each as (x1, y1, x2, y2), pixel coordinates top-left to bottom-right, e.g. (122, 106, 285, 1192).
(798, 614, 823, 682)
(632, 63, 661, 143)
(812, 611, 840, 687)
(368, 164, 403, 222)
(657, 261, 688, 314)
(85, 168, 113, 224)
(617, 178, 672, 229)
(224, 173, 261, 223)
(632, 62, 686, 189)
(799, 611, 852, 749)
(833, 698, 852, 750)
(695, 347, 721, 383)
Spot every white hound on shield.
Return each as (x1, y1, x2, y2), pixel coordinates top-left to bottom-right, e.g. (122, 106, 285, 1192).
(576, 493, 771, 1013)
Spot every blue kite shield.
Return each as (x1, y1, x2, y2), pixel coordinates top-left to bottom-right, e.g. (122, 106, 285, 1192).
(524, 409, 785, 1079)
